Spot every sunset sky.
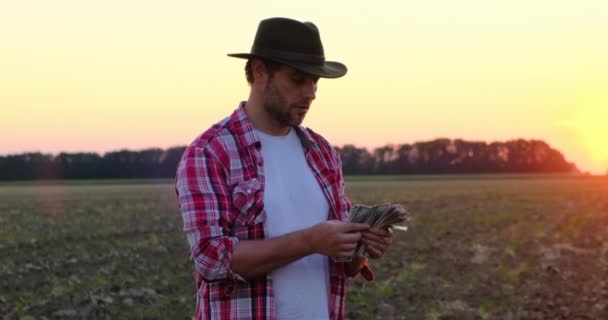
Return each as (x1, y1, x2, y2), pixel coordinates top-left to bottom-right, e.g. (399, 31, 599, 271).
(1, 0, 607, 174)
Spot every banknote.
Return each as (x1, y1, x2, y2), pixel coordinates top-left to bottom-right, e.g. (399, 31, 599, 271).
(336, 203, 410, 261)
(349, 203, 410, 257)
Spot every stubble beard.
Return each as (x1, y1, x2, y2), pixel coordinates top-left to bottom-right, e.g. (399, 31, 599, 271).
(262, 80, 304, 128)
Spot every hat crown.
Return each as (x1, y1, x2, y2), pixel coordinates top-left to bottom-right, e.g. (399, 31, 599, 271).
(251, 17, 325, 64)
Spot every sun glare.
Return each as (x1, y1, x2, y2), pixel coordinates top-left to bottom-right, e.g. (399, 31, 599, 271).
(565, 98, 608, 173)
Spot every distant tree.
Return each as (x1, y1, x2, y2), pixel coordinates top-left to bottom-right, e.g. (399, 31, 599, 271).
(159, 147, 187, 177)
(335, 145, 374, 174)
(372, 145, 396, 174)
(393, 144, 414, 174)
(56, 152, 102, 179)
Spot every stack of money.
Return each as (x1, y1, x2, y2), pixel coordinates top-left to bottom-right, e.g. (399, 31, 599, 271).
(349, 203, 410, 258)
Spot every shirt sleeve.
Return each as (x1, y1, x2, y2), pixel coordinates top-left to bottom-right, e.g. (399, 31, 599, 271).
(175, 146, 246, 283)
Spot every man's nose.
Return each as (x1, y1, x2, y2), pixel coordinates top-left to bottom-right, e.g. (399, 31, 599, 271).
(302, 79, 317, 100)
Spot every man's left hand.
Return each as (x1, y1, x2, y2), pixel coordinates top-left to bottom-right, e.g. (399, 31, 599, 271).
(360, 227, 393, 259)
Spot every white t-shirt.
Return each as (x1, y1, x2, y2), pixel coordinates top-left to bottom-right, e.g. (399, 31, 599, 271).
(255, 128, 331, 320)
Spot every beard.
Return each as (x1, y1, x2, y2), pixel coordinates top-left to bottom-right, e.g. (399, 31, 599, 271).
(262, 80, 305, 127)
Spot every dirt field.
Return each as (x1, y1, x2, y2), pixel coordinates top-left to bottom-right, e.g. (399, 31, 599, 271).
(1, 175, 607, 319)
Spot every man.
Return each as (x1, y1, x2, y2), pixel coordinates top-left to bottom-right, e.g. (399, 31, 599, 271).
(175, 17, 393, 320)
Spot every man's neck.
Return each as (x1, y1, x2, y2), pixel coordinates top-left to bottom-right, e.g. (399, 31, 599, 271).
(244, 98, 291, 136)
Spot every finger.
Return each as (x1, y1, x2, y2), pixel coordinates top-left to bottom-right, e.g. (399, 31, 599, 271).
(362, 232, 390, 245)
(339, 249, 356, 257)
(365, 244, 383, 259)
(361, 231, 382, 242)
(366, 228, 392, 240)
(342, 222, 370, 232)
(366, 244, 386, 258)
(337, 244, 357, 253)
(340, 243, 357, 251)
(362, 239, 387, 254)
(368, 228, 392, 237)
(341, 232, 362, 243)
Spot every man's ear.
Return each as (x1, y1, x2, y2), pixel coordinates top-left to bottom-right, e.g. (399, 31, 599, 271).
(251, 59, 268, 85)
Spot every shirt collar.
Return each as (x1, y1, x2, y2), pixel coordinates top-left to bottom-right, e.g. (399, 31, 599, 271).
(228, 102, 260, 148)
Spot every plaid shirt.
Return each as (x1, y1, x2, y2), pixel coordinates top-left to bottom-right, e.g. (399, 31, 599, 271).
(176, 102, 370, 320)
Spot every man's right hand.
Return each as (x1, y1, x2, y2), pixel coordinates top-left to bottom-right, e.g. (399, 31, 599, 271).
(307, 220, 370, 258)
(233, 220, 370, 279)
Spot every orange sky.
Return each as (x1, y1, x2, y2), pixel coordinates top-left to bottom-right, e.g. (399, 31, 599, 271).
(1, 1, 607, 174)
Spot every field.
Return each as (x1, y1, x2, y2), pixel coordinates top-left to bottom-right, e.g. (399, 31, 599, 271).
(1, 175, 608, 319)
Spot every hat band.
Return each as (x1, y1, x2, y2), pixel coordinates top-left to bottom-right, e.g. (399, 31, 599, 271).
(252, 47, 325, 65)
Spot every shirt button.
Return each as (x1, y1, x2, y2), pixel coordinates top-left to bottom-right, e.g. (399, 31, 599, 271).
(247, 189, 251, 194)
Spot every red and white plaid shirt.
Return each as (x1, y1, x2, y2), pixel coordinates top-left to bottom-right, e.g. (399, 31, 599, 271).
(176, 102, 371, 320)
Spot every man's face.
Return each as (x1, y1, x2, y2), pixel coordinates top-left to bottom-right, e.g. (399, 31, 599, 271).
(262, 65, 319, 128)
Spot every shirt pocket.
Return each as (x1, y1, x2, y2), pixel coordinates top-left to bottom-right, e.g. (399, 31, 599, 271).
(231, 178, 265, 239)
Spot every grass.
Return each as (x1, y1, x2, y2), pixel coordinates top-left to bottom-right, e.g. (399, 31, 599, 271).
(1, 175, 608, 319)
(0, 178, 174, 187)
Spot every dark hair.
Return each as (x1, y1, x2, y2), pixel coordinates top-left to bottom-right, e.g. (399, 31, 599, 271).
(245, 58, 282, 84)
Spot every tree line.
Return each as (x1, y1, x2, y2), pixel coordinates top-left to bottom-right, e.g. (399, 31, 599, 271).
(0, 139, 578, 180)
(336, 139, 577, 174)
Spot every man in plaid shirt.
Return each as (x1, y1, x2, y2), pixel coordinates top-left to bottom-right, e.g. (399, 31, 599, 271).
(176, 17, 393, 320)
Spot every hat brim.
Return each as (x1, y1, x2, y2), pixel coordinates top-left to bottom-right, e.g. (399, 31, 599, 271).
(228, 53, 347, 79)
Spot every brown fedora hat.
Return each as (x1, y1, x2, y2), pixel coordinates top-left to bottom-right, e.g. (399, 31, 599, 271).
(228, 17, 347, 78)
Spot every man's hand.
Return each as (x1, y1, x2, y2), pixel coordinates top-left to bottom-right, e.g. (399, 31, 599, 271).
(361, 227, 392, 259)
(308, 220, 370, 258)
